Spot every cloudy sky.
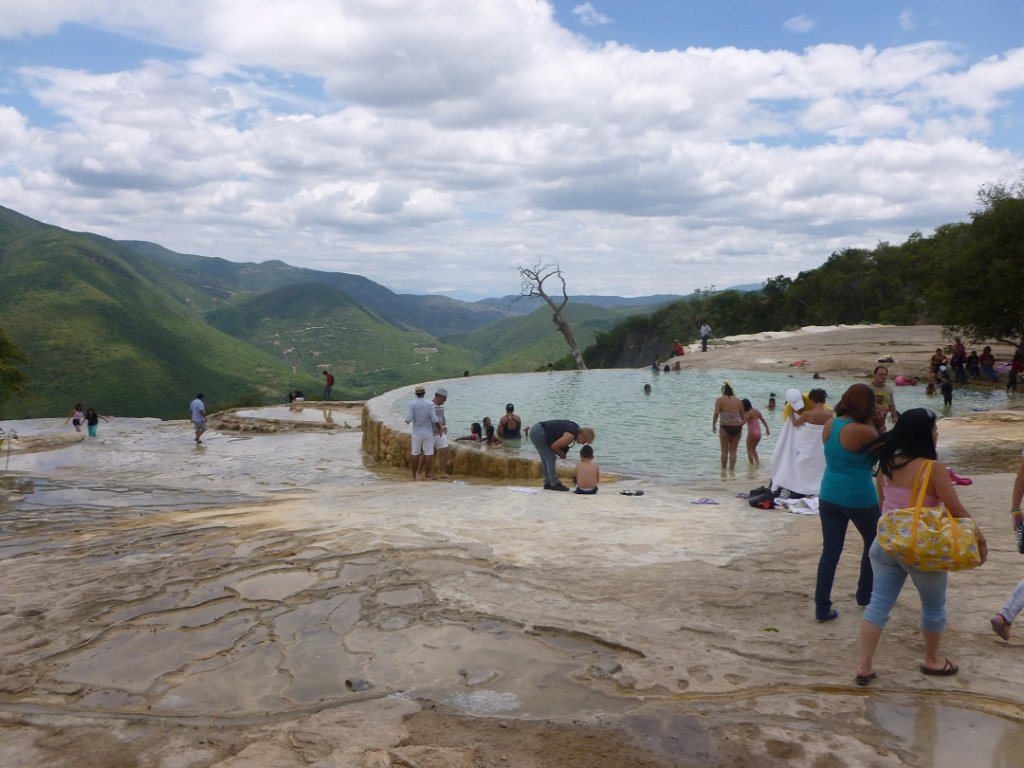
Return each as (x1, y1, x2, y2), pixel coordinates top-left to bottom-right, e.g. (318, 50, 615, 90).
(1, 1, 1022, 299)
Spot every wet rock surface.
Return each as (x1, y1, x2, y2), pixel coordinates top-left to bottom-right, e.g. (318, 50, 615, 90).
(2, 393, 1024, 766)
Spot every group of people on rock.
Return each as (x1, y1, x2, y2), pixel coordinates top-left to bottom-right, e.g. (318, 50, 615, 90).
(65, 403, 110, 437)
(404, 384, 599, 493)
(781, 370, 1024, 686)
(928, 338, 1024, 391)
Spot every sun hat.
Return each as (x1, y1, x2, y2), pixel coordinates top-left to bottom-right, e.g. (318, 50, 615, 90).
(785, 388, 804, 409)
(414, 384, 425, 394)
(435, 388, 448, 397)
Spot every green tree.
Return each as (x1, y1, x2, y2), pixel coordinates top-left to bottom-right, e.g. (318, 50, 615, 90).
(933, 181, 1024, 344)
(0, 326, 28, 415)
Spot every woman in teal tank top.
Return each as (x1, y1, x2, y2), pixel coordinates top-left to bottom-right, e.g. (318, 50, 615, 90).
(814, 384, 880, 622)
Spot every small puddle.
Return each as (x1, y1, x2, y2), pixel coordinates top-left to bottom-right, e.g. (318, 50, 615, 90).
(869, 695, 1024, 768)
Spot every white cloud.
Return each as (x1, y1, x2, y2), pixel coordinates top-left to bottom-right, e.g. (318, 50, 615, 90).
(0, 1, 1021, 296)
(899, 10, 915, 32)
(573, 3, 612, 27)
(783, 15, 816, 34)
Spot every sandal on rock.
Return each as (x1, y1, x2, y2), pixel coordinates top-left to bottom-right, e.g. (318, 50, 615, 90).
(991, 614, 1012, 641)
(920, 658, 958, 676)
(854, 672, 877, 686)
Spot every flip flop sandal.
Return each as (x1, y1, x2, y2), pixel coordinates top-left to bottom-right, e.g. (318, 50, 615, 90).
(920, 658, 958, 676)
(691, 498, 719, 505)
(854, 672, 877, 686)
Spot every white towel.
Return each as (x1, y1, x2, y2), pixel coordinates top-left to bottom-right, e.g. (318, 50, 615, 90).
(507, 486, 542, 494)
(770, 419, 826, 497)
(776, 496, 820, 515)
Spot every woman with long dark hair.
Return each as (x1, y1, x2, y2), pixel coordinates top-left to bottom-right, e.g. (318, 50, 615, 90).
(814, 383, 879, 622)
(854, 409, 987, 685)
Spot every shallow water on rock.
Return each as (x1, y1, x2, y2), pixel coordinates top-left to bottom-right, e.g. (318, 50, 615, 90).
(389, 369, 1022, 481)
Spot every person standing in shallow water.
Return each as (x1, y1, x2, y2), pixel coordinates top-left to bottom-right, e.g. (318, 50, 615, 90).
(66, 403, 84, 432)
(528, 420, 595, 491)
(741, 398, 769, 466)
(322, 370, 334, 400)
(84, 408, 109, 437)
(712, 382, 744, 472)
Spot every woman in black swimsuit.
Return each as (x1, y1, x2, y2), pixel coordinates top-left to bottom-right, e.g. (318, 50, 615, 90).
(498, 403, 522, 439)
(712, 382, 745, 472)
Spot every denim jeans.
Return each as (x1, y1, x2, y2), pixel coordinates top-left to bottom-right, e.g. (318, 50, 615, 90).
(998, 579, 1024, 623)
(863, 539, 948, 633)
(815, 499, 879, 617)
(529, 423, 559, 486)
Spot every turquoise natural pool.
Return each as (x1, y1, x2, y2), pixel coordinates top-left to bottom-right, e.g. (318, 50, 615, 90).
(393, 368, 1020, 482)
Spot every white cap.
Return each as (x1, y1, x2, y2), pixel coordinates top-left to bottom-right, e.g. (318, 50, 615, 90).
(785, 388, 804, 410)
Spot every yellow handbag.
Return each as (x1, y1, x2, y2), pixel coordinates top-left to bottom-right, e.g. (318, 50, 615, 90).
(876, 460, 982, 572)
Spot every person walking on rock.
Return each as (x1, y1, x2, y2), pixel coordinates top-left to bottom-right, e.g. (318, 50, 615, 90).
(189, 394, 207, 444)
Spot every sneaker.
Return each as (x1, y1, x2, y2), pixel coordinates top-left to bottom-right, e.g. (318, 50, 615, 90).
(543, 483, 551, 490)
(549, 483, 570, 492)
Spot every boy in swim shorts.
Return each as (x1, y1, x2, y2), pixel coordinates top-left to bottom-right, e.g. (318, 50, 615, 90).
(573, 445, 599, 494)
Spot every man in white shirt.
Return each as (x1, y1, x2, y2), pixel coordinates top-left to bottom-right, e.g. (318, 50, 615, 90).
(431, 388, 449, 478)
(405, 384, 439, 480)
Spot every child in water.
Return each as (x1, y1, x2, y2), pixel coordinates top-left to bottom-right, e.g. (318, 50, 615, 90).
(573, 444, 599, 494)
(741, 398, 770, 466)
(940, 375, 954, 407)
(483, 424, 503, 446)
(455, 423, 482, 441)
(767, 393, 777, 410)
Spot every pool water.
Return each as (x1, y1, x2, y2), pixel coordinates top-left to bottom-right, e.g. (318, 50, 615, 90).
(399, 369, 1020, 482)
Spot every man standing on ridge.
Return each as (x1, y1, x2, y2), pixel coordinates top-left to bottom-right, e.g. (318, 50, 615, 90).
(700, 320, 712, 352)
(405, 384, 439, 481)
(322, 369, 335, 400)
(190, 393, 207, 444)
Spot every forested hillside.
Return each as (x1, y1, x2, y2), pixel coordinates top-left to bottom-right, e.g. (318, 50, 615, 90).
(583, 183, 1024, 368)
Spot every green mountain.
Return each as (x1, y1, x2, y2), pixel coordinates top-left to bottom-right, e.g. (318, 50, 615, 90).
(0, 203, 673, 418)
(0, 207, 319, 419)
(123, 240, 504, 336)
(207, 282, 474, 399)
(476, 294, 680, 316)
(445, 302, 636, 372)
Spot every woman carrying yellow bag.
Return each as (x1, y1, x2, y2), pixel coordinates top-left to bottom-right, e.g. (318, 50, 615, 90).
(854, 409, 988, 686)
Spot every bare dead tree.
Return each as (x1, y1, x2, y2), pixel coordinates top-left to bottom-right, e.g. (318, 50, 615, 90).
(517, 262, 587, 370)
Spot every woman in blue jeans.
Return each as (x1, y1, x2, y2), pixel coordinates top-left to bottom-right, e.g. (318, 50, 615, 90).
(854, 409, 988, 685)
(814, 384, 880, 622)
(991, 447, 1024, 640)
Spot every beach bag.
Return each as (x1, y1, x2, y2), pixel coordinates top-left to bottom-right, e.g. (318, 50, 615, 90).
(876, 460, 981, 572)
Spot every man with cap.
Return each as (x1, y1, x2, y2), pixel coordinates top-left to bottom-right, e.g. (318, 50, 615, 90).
(405, 384, 439, 481)
(431, 387, 449, 478)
